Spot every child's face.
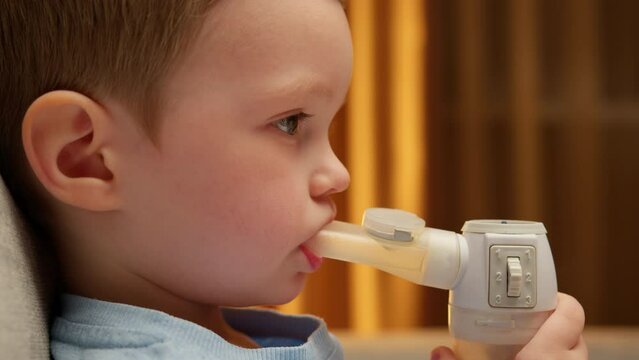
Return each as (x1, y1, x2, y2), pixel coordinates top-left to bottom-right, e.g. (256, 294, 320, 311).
(110, 0, 351, 306)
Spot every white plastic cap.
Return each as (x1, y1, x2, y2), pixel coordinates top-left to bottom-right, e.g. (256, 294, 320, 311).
(362, 208, 426, 242)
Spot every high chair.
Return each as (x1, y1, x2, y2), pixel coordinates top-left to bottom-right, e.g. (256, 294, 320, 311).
(0, 175, 54, 359)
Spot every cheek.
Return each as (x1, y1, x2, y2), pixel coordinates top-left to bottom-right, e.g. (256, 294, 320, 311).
(187, 142, 309, 254)
(131, 152, 306, 301)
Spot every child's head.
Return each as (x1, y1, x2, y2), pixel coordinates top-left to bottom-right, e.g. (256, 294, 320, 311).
(0, 0, 351, 308)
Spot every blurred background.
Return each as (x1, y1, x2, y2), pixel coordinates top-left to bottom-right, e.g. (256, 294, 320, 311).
(277, 0, 639, 335)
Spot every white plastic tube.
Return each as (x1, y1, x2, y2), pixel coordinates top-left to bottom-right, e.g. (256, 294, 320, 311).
(308, 219, 467, 290)
(309, 220, 427, 271)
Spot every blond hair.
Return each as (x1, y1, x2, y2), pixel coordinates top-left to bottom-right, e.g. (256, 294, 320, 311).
(0, 0, 214, 235)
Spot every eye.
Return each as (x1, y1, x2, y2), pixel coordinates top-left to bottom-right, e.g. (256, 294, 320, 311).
(272, 113, 312, 136)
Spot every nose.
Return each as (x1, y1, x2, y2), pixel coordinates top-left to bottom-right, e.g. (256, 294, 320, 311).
(310, 147, 351, 199)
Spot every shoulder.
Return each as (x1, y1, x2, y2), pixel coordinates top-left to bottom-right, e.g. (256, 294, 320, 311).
(51, 294, 343, 360)
(49, 294, 219, 359)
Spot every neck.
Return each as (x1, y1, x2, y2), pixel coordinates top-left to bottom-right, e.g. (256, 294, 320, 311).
(57, 237, 260, 349)
(52, 206, 261, 348)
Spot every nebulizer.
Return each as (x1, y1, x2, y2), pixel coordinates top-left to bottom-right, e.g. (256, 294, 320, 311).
(308, 208, 557, 360)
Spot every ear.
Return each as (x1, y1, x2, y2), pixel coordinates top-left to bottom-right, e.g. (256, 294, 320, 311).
(22, 90, 121, 211)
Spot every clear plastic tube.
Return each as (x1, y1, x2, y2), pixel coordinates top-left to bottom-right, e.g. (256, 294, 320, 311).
(309, 220, 427, 272)
(309, 219, 465, 290)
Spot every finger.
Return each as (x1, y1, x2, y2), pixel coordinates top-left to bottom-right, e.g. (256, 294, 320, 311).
(525, 293, 585, 352)
(517, 336, 588, 360)
(430, 346, 457, 360)
(572, 335, 589, 359)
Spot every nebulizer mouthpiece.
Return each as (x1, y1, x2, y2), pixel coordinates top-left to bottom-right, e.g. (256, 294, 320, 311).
(308, 208, 558, 360)
(309, 208, 468, 290)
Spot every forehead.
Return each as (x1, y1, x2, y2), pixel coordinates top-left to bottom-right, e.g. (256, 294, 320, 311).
(171, 0, 352, 98)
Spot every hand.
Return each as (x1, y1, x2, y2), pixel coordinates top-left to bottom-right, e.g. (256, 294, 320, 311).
(429, 346, 456, 360)
(516, 292, 587, 360)
(429, 293, 587, 360)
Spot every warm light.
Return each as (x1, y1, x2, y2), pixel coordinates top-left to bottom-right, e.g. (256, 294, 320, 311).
(387, 0, 427, 327)
(346, 0, 382, 334)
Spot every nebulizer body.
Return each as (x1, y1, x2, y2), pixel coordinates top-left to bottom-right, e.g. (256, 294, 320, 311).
(308, 208, 557, 360)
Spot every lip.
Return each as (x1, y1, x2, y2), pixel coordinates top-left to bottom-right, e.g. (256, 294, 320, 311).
(299, 244, 323, 272)
(299, 212, 336, 272)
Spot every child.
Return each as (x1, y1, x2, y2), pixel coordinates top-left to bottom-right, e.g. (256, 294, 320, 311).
(0, 0, 586, 359)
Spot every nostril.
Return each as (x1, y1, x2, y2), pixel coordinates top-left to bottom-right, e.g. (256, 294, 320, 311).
(310, 174, 333, 199)
(310, 149, 350, 197)
(310, 170, 350, 199)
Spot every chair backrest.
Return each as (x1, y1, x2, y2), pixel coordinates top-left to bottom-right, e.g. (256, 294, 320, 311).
(0, 175, 53, 359)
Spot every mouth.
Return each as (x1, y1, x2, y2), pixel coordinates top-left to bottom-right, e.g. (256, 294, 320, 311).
(299, 243, 323, 272)
(299, 212, 336, 272)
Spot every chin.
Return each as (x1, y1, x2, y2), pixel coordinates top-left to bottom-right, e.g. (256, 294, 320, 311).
(221, 273, 307, 307)
(260, 272, 307, 306)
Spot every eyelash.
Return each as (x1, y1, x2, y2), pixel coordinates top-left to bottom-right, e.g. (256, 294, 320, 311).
(272, 113, 312, 136)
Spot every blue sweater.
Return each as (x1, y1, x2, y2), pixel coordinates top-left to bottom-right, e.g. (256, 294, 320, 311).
(51, 294, 343, 359)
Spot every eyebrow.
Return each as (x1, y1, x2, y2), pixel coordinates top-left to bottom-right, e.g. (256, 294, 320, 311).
(266, 76, 335, 101)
